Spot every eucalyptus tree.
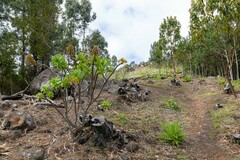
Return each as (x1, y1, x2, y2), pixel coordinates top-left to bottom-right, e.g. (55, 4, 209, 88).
(0, 31, 18, 94)
(149, 41, 163, 65)
(64, 0, 96, 50)
(83, 30, 109, 58)
(158, 16, 181, 74)
(176, 37, 193, 75)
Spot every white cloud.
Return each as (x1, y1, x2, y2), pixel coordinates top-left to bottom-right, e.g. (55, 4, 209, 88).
(89, 0, 191, 63)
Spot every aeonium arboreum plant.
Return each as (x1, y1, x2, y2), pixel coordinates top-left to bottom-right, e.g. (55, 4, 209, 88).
(35, 45, 127, 143)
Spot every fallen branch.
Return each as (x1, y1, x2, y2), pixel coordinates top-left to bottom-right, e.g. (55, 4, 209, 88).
(1, 94, 24, 101)
(34, 102, 65, 108)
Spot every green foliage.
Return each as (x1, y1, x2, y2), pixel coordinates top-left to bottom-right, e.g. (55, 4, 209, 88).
(149, 41, 162, 64)
(118, 114, 126, 121)
(211, 107, 235, 129)
(39, 84, 54, 99)
(232, 80, 240, 92)
(50, 77, 62, 90)
(37, 52, 124, 101)
(100, 100, 111, 110)
(52, 54, 68, 71)
(182, 75, 192, 82)
(0, 31, 19, 94)
(165, 99, 180, 111)
(36, 92, 44, 100)
(159, 121, 185, 146)
(217, 77, 225, 88)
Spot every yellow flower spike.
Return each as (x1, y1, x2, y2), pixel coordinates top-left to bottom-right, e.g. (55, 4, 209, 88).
(91, 45, 99, 55)
(66, 44, 75, 57)
(118, 58, 127, 64)
(26, 54, 37, 66)
(70, 77, 79, 85)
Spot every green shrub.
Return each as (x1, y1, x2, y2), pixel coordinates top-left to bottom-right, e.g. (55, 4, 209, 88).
(159, 121, 185, 146)
(233, 80, 240, 92)
(165, 99, 180, 111)
(182, 75, 192, 82)
(217, 77, 225, 88)
(118, 114, 126, 121)
(100, 100, 111, 109)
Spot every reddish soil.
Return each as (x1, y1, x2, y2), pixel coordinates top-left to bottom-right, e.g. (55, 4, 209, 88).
(0, 77, 239, 160)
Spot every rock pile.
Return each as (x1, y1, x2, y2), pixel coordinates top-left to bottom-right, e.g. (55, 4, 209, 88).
(110, 79, 151, 102)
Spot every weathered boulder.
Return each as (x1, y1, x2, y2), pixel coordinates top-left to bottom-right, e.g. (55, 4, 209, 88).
(107, 84, 120, 93)
(28, 68, 57, 94)
(1, 111, 36, 131)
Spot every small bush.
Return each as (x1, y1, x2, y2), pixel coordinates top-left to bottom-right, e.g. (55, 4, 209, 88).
(159, 121, 185, 146)
(217, 77, 225, 88)
(118, 114, 126, 121)
(233, 80, 240, 92)
(182, 75, 192, 82)
(100, 100, 111, 109)
(165, 99, 180, 111)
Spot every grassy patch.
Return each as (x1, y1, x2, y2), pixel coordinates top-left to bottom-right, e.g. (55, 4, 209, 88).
(233, 80, 240, 92)
(112, 65, 174, 80)
(158, 120, 185, 146)
(211, 106, 236, 129)
(198, 92, 217, 98)
(182, 75, 192, 82)
(217, 77, 225, 88)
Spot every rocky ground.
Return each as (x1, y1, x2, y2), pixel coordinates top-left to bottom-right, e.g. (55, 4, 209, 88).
(0, 77, 240, 160)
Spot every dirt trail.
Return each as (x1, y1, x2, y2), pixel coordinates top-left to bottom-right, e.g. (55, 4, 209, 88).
(182, 82, 231, 160)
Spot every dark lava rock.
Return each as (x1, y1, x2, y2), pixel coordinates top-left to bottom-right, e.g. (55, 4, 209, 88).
(28, 68, 57, 94)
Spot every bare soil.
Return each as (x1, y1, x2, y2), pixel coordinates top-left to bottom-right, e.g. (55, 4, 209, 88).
(0, 77, 240, 160)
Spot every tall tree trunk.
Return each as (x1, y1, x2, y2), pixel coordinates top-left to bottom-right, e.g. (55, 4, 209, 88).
(20, 35, 26, 78)
(224, 49, 234, 81)
(224, 66, 237, 98)
(233, 37, 239, 80)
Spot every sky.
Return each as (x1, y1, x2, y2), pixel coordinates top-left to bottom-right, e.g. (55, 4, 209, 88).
(89, 0, 191, 64)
